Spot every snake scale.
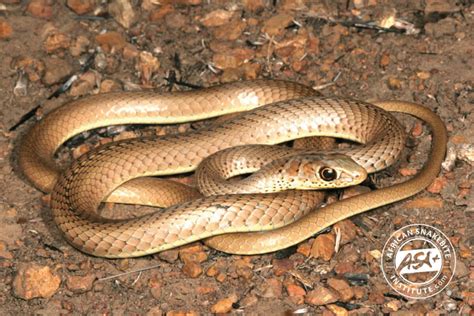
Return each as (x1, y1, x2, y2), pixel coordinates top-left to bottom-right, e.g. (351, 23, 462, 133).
(17, 80, 447, 258)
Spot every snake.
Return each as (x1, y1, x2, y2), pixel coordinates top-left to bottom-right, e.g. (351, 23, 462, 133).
(16, 80, 447, 258)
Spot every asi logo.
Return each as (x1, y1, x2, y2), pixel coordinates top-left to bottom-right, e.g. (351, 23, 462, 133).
(381, 224, 456, 299)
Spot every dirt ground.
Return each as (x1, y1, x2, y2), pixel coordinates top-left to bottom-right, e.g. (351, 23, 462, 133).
(0, 0, 473, 315)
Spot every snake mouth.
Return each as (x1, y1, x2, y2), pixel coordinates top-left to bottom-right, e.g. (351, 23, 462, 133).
(339, 169, 367, 185)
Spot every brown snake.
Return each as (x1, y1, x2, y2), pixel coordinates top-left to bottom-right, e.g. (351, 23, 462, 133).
(17, 80, 447, 258)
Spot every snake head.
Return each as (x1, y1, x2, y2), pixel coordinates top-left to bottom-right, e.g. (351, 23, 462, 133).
(281, 153, 367, 190)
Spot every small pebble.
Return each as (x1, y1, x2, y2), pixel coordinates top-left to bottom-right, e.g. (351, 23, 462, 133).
(368, 249, 382, 260)
(213, 19, 246, 41)
(310, 233, 335, 261)
(43, 57, 73, 85)
(379, 52, 390, 68)
(404, 197, 444, 209)
(262, 14, 294, 36)
(411, 121, 424, 137)
(44, 31, 70, 53)
(66, 0, 95, 15)
(0, 241, 13, 259)
(333, 220, 358, 246)
(257, 278, 282, 298)
(165, 12, 187, 29)
(425, 18, 457, 38)
(205, 264, 219, 277)
(232, 258, 253, 280)
(96, 32, 127, 52)
(367, 291, 385, 305)
(286, 283, 306, 304)
(148, 4, 173, 21)
(424, 0, 460, 14)
(272, 258, 294, 276)
(69, 35, 90, 56)
(196, 285, 216, 294)
(305, 287, 340, 306)
(296, 241, 312, 257)
(181, 260, 202, 278)
(0, 19, 13, 39)
(14, 56, 45, 82)
(334, 262, 355, 275)
(399, 168, 418, 176)
(353, 286, 367, 299)
(327, 278, 354, 302)
(210, 294, 238, 314)
(427, 176, 448, 193)
(212, 48, 254, 70)
(137, 51, 160, 86)
(200, 9, 234, 27)
(326, 304, 349, 316)
(13, 264, 61, 300)
(416, 71, 431, 80)
(66, 274, 96, 293)
(148, 274, 162, 299)
(69, 71, 96, 97)
(146, 306, 163, 316)
(100, 79, 122, 93)
(242, 0, 265, 12)
(239, 294, 258, 307)
(27, 0, 54, 19)
(178, 243, 207, 264)
(384, 300, 402, 312)
(215, 272, 226, 282)
(387, 77, 402, 90)
(157, 249, 179, 263)
(108, 0, 136, 29)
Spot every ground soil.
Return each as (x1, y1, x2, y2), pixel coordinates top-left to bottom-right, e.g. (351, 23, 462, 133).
(0, 0, 473, 315)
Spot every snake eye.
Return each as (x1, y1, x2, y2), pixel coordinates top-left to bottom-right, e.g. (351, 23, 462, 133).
(319, 167, 337, 181)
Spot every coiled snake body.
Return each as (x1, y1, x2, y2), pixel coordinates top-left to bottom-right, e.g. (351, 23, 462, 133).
(17, 80, 447, 258)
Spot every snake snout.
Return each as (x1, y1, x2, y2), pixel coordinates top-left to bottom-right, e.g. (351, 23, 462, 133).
(339, 166, 367, 186)
(351, 168, 367, 183)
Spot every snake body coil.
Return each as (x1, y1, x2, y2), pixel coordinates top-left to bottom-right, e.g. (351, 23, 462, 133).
(17, 80, 447, 258)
